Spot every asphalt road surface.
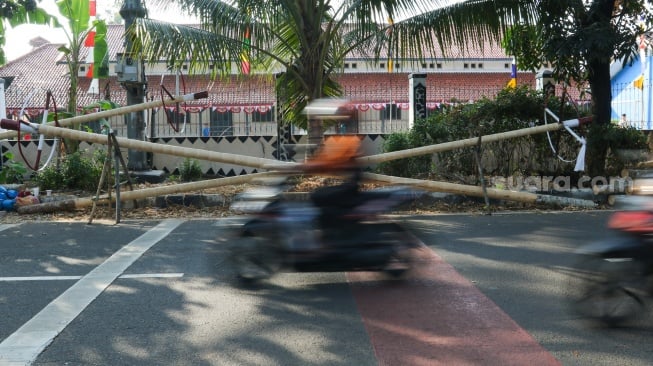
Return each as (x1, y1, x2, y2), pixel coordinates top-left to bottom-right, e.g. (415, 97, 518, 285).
(0, 211, 651, 366)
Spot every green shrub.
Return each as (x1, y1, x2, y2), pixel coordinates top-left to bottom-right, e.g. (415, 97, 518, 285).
(377, 85, 586, 179)
(598, 124, 650, 176)
(33, 150, 104, 191)
(0, 152, 28, 184)
(32, 164, 65, 190)
(178, 158, 203, 182)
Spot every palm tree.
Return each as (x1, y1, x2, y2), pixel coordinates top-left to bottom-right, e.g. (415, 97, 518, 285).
(0, 0, 60, 65)
(127, 0, 536, 145)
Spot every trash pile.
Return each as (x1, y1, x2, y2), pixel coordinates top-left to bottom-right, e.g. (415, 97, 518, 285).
(0, 186, 39, 211)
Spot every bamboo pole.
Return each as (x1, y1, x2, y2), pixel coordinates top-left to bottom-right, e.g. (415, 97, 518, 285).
(23, 123, 291, 170)
(0, 91, 209, 140)
(357, 121, 583, 165)
(363, 173, 598, 208)
(17, 172, 277, 214)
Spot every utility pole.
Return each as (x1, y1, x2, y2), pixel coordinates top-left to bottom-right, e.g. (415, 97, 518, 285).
(118, 0, 148, 171)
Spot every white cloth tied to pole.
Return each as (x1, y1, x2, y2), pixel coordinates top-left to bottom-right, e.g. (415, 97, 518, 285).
(574, 137, 586, 172)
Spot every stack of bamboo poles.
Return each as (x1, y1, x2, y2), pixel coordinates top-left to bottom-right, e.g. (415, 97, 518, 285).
(3, 94, 602, 215)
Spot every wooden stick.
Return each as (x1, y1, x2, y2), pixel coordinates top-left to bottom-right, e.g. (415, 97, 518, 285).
(88, 136, 114, 224)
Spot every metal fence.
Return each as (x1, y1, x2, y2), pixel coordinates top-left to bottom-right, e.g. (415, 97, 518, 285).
(611, 79, 651, 129)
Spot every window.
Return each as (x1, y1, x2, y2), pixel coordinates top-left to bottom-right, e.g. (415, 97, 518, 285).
(464, 63, 469, 69)
(380, 63, 385, 69)
(209, 109, 233, 136)
(478, 63, 484, 69)
(380, 103, 401, 120)
(422, 63, 427, 68)
(437, 63, 442, 69)
(351, 63, 357, 69)
(344, 63, 350, 69)
(251, 106, 275, 123)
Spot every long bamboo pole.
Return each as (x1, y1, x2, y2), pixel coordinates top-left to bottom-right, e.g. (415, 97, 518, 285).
(11, 122, 291, 170)
(0, 91, 209, 140)
(16, 172, 277, 214)
(357, 118, 591, 165)
(363, 173, 598, 208)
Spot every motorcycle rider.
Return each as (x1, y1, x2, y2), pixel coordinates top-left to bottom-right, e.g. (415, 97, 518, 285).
(300, 134, 365, 236)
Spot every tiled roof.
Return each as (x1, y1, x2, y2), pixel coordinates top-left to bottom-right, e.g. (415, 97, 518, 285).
(87, 24, 510, 63)
(0, 44, 71, 109)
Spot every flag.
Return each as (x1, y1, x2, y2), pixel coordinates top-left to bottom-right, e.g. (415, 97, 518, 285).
(506, 57, 517, 88)
(634, 74, 645, 90)
(240, 24, 251, 74)
(85, 0, 97, 79)
(84, 0, 107, 95)
(387, 17, 394, 73)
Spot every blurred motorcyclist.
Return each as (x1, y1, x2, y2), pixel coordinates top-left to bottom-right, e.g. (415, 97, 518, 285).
(300, 135, 365, 235)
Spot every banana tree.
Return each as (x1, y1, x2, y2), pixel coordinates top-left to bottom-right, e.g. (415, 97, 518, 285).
(55, 0, 107, 153)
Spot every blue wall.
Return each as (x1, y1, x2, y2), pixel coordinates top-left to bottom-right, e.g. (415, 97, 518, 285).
(611, 54, 652, 129)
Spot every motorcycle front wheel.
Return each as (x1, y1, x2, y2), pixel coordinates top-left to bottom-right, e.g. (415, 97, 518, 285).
(229, 235, 282, 284)
(570, 255, 648, 327)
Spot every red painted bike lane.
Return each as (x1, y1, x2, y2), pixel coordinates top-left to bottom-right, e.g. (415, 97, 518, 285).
(347, 246, 561, 366)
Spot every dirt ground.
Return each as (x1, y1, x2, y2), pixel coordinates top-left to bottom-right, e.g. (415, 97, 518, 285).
(0, 176, 602, 224)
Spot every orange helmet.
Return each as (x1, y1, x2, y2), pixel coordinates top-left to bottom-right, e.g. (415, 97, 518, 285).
(304, 135, 361, 172)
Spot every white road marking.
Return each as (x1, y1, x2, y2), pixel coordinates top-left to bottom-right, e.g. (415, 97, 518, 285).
(0, 219, 183, 366)
(0, 273, 185, 282)
(0, 224, 19, 232)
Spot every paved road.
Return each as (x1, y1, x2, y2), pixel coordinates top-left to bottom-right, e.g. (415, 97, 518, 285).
(408, 211, 653, 366)
(0, 211, 651, 365)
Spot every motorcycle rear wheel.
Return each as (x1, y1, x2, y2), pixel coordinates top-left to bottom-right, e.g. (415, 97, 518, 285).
(570, 256, 648, 327)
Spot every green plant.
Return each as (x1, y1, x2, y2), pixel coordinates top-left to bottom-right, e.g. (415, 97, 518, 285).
(33, 150, 104, 191)
(32, 165, 65, 190)
(595, 124, 650, 176)
(0, 152, 28, 184)
(178, 158, 203, 182)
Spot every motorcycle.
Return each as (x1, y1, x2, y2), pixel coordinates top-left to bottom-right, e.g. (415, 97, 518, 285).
(225, 176, 424, 283)
(570, 195, 653, 327)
